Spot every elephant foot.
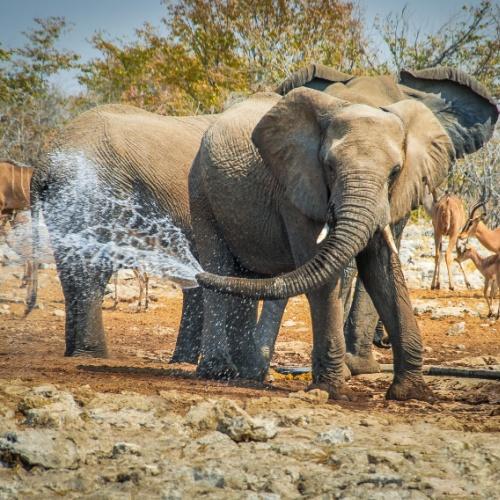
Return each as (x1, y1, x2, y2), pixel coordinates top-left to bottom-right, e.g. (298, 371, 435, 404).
(65, 347, 108, 358)
(235, 363, 268, 383)
(170, 350, 199, 365)
(197, 354, 238, 380)
(386, 375, 435, 402)
(344, 352, 380, 375)
(307, 382, 353, 401)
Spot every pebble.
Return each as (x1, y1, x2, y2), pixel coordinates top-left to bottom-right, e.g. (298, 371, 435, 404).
(447, 322, 466, 336)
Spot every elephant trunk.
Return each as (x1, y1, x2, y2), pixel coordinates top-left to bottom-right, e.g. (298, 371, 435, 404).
(196, 179, 382, 300)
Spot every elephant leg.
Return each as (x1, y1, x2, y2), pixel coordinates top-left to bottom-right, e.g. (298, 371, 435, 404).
(344, 217, 408, 373)
(192, 201, 238, 379)
(170, 287, 203, 364)
(197, 287, 238, 379)
(56, 254, 112, 358)
(253, 299, 287, 375)
(344, 280, 381, 374)
(226, 296, 265, 380)
(308, 278, 348, 399)
(356, 232, 432, 401)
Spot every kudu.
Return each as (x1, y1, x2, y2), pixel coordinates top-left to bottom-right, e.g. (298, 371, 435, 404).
(456, 243, 499, 318)
(422, 181, 470, 290)
(457, 201, 500, 254)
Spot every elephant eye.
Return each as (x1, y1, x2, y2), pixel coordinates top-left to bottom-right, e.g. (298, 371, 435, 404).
(389, 164, 401, 182)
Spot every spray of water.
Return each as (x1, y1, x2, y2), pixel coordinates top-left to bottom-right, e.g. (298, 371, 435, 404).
(44, 151, 202, 287)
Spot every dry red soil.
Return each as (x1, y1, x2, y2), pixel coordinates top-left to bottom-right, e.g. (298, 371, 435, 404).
(0, 268, 498, 419)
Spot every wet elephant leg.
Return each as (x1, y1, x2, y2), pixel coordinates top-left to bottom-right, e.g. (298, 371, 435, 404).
(344, 217, 408, 374)
(356, 232, 432, 401)
(308, 278, 348, 399)
(193, 198, 239, 379)
(226, 296, 263, 380)
(170, 287, 203, 364)
(56, 256, 113, 358)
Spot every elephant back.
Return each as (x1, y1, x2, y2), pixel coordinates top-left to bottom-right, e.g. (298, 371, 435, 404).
(49, 104, 217, 231)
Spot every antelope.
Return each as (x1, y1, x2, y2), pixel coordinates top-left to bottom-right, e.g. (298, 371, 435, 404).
(0, 160, 33, 220)
(112, 267, 149, 312)
(110, 230, 158, 312)
(422, 181, 470, 290)
(0, 160, 34, 289)
(456, 243, 499, 319)
(457, 201, 500, 254)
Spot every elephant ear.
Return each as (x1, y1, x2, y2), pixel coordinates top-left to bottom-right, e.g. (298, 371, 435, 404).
(383, 99, 455, 222)
(252, 87, 347, 220)
(275, 63, 352, 95)
(399, 67, 499, 158)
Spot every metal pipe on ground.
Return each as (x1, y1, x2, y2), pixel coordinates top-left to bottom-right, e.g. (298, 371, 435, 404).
(274, 364, 500, 381)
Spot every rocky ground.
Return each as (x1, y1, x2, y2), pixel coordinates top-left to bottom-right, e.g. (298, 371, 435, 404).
(0, 219, 499, 498)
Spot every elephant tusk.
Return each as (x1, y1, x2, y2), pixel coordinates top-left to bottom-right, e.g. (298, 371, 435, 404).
(382, 225, 398, 255)
(316, 223, 330, 244)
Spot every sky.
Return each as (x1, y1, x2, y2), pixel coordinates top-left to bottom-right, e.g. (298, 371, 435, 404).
(0, 0, 484, 94)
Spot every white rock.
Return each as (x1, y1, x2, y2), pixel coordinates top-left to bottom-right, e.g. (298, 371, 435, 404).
(315, 426, 354, 445)
(19, 385, 82, 428)
(112, 442, 142, 457)
(447, 322, 466, 336)
(185, 399, 277, 442)
(0, 429, 79, 469)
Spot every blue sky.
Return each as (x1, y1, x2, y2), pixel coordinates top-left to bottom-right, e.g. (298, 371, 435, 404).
(0, 0, 480, 93)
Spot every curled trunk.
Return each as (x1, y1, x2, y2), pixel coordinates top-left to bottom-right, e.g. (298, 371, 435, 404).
(197, 185, 380, 300)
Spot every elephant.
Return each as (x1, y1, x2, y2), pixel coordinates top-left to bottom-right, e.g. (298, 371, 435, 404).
(191, 66, 498, 400)
(28, 104, 216, 360)
(28, 104, 286, 362)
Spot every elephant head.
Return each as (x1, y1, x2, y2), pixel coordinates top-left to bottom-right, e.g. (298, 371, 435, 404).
(197, 68, 498, 300)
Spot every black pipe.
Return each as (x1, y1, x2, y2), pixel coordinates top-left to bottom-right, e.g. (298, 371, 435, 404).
(274, 364, 500, 381)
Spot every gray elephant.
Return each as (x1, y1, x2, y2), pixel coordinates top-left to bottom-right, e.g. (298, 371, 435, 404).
(28, 104, 215, 360)
(28, 103, 287, 363)
(192, 67, 498, 400)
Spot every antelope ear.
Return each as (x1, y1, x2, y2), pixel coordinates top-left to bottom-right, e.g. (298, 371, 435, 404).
(399, 67, 499, 158)
(383, 99, 455, 222)
(252, 87, 346, 220)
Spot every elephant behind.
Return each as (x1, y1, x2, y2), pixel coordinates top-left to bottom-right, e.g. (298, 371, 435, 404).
(28, 104, 216, 359)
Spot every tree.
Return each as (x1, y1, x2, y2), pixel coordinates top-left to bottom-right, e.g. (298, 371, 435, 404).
(376, 0, 499, 95)
(0, 17, 80, 165)
(80, 0, 367, 114)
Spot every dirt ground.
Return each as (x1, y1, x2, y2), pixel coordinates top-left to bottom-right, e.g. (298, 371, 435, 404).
(0, 266, 499, 498)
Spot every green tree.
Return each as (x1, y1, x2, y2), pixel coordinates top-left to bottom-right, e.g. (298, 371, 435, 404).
(80, 0, 367, 114)
(0, 17, 80, 164)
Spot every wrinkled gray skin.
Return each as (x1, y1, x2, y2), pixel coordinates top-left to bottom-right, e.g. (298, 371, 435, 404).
(28, 105, 216, 360)
(27, 104, 286, 363)
(192, 66, 498, 400)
